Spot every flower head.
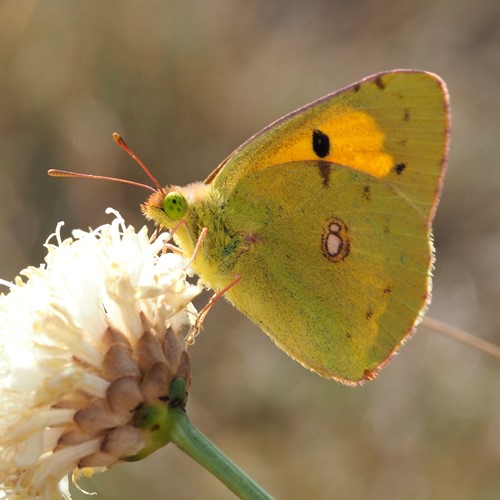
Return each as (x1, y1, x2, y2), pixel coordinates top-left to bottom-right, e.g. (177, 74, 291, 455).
(0, 209, 201, 498)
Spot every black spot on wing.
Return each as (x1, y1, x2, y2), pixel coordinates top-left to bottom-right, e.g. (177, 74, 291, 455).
(394, 163, 406, 175)
(312, 129, 330, 158)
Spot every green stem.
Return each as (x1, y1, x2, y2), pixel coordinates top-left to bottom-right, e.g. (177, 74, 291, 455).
(168, 407, 274, 500)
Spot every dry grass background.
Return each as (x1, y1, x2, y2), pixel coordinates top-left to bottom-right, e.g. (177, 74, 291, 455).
(1, 1, 499, 498)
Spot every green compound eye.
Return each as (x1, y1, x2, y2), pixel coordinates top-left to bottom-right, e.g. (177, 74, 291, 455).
(163, 192, 187, 220)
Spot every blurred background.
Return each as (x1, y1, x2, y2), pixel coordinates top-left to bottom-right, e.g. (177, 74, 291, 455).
(1, 1, 499, 498)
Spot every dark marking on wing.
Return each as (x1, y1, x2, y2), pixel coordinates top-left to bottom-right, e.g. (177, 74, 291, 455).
(312, 129, 330, 158)
(375, 76, 386, 90)
(394, 163, 406, 175)
(317, 161, 331, 188)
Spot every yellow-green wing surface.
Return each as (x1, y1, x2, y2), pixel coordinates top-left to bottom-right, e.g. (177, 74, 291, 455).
(203, 70, 449, 383)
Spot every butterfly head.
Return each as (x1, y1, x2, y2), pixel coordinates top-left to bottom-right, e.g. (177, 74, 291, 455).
(141, 182, 210, 230)
(142, 187, 184, 229)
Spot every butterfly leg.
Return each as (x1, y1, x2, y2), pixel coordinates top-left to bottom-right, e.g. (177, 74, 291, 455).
(150, 225, 185, 255)
(187, 275, 242, 344)
(183, 227, 208, 270)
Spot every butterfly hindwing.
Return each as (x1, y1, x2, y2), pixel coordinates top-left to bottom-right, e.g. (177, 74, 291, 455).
(220, 161, 431, 382)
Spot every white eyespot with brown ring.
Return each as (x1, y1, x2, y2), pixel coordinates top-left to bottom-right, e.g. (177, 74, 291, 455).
(322, 218, 349, 262)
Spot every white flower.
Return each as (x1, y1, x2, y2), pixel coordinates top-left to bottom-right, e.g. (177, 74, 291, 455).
(0, 209, 201, 499)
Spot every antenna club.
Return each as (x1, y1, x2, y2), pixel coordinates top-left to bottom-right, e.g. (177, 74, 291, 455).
(112, 132, 125, 147)
(48, 169, 69, 177)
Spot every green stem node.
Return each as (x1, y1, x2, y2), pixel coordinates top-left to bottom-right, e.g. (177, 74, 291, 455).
(126, 378, 273, 498)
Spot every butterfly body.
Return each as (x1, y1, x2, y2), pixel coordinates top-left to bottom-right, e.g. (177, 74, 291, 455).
(143, 70, 450, 384)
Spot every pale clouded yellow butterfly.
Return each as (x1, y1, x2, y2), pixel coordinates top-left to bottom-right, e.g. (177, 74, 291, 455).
(139, 70, 449, 384)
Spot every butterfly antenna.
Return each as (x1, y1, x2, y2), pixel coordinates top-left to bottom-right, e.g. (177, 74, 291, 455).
(113, 133, 165, 194)
(47, 169, 157, 192)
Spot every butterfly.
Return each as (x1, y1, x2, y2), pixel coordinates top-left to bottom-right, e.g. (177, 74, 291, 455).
(142, 70, 450, 385)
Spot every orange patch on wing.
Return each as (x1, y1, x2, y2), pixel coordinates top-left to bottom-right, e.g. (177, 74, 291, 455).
(265, 110, 394, 178)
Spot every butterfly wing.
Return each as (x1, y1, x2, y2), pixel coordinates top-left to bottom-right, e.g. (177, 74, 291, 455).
(203, 70, 449, 383)
(221, 161, 432, 383)
(208, 70, 449, 221)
